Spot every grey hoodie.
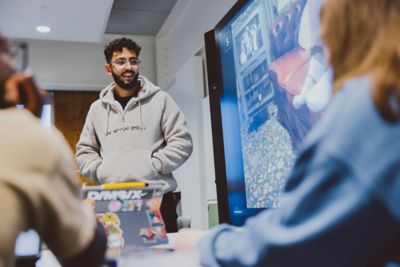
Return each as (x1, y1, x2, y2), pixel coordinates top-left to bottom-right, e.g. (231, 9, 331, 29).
(76, 75, 193, 191)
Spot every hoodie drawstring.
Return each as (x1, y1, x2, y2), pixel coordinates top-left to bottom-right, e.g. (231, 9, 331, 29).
(139, 99, 143, 132)
(106, 105, 110, 137)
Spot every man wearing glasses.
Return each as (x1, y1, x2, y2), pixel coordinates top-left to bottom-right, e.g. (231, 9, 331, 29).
(76, 37, 193, 233)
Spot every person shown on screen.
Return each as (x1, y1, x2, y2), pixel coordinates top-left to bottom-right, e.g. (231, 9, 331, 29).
(0, 34, 107, 267)
(174, 0, 400, 266)
(292, 0, 332, 112)
(76, 37, 193, 233)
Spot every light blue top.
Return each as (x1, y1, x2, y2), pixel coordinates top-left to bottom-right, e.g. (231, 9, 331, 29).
(199, 76, 400, 267)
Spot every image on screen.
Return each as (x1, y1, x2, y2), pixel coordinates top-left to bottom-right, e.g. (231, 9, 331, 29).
(216, 0, 331, 224)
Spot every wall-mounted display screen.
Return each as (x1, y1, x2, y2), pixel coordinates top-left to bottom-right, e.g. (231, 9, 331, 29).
(206, 0, 331, 226)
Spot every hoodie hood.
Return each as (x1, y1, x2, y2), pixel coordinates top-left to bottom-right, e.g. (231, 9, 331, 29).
(99, 75, 160, 109)
(98, 75, 161, 137)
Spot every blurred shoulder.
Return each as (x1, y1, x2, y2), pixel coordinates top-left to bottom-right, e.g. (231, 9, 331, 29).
(0, 108, 70, 164)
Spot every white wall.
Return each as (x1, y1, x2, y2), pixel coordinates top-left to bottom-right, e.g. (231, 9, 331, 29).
(156, 0, 236, 88)
(202, 95, 217, 202)
(165, 56, 208, 229)
(25, 34, 156, 91)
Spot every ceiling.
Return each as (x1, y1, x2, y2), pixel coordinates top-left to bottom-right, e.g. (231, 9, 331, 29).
(0, 0, 178, 43)
(106, 0, 178, 36)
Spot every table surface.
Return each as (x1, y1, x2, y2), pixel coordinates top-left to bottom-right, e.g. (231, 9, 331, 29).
(37, 233, 201, 267)
(117, 249, 200, 267)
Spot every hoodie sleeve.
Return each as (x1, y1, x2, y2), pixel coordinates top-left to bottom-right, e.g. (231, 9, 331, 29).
(152, 94, 193, 174)
(76, 108, 102, 182)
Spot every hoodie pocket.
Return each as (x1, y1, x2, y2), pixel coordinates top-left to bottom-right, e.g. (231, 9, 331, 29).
(97, 150, 158, 183)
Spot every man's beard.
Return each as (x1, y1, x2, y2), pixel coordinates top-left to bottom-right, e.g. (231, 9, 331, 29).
(112, 70, 140, 91)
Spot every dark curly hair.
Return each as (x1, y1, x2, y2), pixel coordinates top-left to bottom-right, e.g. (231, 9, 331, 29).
(0, 34, 13, 109)
(104, 37, 142, 63)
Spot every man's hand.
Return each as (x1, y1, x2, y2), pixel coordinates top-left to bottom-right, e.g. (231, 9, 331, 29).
(173, 228, 209, 250)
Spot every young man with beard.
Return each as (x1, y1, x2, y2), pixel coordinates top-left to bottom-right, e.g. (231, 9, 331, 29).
(76, 37, 193, 233)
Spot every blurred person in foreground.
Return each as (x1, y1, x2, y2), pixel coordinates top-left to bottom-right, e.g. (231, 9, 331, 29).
(174, 0, 400, 266)
(0, 34, 107, 267)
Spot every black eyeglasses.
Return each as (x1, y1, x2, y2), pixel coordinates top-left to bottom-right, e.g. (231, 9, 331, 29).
(111, 58, 141, 68)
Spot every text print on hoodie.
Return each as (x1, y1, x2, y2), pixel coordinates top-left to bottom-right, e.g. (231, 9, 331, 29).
(76, 76, 193, 192)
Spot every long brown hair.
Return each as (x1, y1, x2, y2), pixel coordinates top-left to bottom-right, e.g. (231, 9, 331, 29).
(320, 0, 400, 122)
